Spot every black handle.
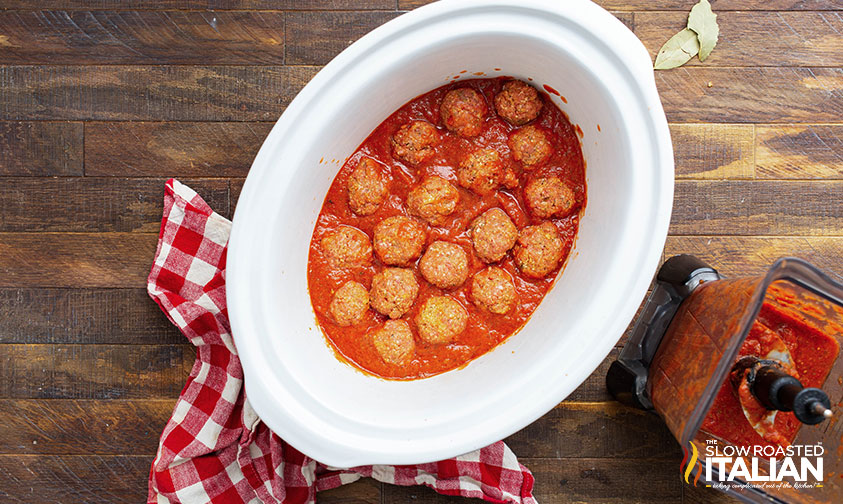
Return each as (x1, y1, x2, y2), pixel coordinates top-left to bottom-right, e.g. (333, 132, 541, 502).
(752, 365, 832, 425)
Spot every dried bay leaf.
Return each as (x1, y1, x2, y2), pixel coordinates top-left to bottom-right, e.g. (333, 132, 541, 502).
(688, 0, 719, 61)
(654, 28, 700, 70)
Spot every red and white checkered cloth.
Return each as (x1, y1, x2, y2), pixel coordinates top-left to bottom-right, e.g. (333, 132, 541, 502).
(146, 179, 537, 504)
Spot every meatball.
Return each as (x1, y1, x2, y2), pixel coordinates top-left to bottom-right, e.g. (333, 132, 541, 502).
(347, 157, 388, 216)
(495, 80, 543, 126)
(329, 281, 369, 326)
(406, 176, 459, 225)
(373, 216, 427, 266)
(372, 320, 416, 365)
(370, 268, 419, 319)
(471, 267, 517, 314)
(513, 221, 565, 278)
(415, 296, 468, 345)
(458, 149, 504, 195)
(419, 241, 469, 289)
(524, 176, 576, 219)
(440, 87, 487, 137)
(470, 208, 518, 263)
(321, 226, 372, 267)
(509, 125, 553, 168)
(391, 120, 440, 166)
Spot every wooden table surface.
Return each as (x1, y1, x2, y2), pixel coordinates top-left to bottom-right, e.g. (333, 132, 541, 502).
(0, 0, 841, 502)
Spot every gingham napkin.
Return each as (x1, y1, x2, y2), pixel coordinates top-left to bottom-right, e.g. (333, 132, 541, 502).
(146, 179, 537, 503)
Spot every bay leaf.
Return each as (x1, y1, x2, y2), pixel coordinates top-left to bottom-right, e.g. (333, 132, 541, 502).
(688, 0, 719, 62)
(654, 28, 700, 70)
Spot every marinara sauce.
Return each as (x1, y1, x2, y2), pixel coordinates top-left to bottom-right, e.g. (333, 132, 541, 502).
(306, 77, 586, 380)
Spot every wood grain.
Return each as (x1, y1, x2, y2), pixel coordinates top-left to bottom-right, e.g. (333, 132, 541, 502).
(286, 10, 402, 65)
(85, 122, 272, 177)
(0, 121, 83, 176)
(401, 0, 843, 10)
(684, 484, 740, 503)
(756, 125, 843, 179)
(671, 124, 754, 179)
(637, 12, 843, 67)
(0, 288, 181, 345)
(0, 178, 228, 233)
(0, 455, 151, 504)
(0, 1, 396, 9)
(671, 180, 843, 236)
(230, 178, 245, 212)
(656, 68, 843, 123)
(0, 65, 319, 121)
(0, 399, 172, 455)
(0, 11, 284, 65)
(318, 479, 382, 504)
(0, 344, 193, 399)
(0, 233, 158, 288)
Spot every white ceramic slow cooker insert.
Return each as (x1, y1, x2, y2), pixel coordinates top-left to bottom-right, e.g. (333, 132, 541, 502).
(227, 0, 674, 467)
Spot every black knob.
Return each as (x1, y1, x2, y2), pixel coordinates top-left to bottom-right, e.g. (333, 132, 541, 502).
(751, 365, 832, 425)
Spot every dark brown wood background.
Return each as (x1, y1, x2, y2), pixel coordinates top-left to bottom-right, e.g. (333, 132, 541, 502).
(0, 0, 841, 502)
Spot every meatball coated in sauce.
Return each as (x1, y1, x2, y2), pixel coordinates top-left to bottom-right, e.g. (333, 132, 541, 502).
(370, 268, 419, 319)
(415, 296, 468, 345)
(372, 320, 416, 366)
(373, 216, 427, 266)
(513, 221, 565, 278)
(470, 208, 518, 263)
(495, 80, 543, 126)
(524, 176, 576, 219)
(419, 241, 469, 289)
(321, 226, 372, 268)
(391, 120, 440, 166)
(471, 267, 517, 314)
(347, 157, 388, 216)
(440, 87, 487, 137)
(509, 125, 553, 168)
(329, 281, 369, 326)
(406, 176, 459, 225)
(458, 148, 504, 195)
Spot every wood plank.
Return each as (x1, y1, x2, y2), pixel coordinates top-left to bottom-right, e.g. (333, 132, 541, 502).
(0, 178, 228, 233)
(318, 479, 381, 504)
(0, 399, 172, 455)
(0, 288, 182, 345)
(0, 344, 193, 399)
(383, 458, 683, 504)
(85, 122, 271, 177)
(504, 401, 680, 459)
(0, 121, 82, 176)
(0, 233, 158, 288)
(286, 10, 402, 66)
(0, 11, 283, 65)
(0, 65, 319, 121)
(684, 484, 740, 503)
(0, 1, 395, 9)
(567, 349, 618, 403)
(671, 124, 754, 179)
(401, 0, 842, 10)
(671, 180, 843, 236)
(0, 455, 150, 504)
(637, 12, 843, 67)
(756, 125, 843, 179)
(230, 177, 245, 213)
(656, 68, 843, 124)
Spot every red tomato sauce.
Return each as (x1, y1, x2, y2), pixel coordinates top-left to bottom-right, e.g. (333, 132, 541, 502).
(701, 302, 840, 447)
(307, 77, 586, 380)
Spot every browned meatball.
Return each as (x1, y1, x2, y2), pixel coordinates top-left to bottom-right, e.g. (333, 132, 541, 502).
(440, 88, 487, 137)
(415, 296, 468, 345)
(509, 125, 553, 168)
(347, 157, 388, 216)
(470, 208, 518, 263)
(372, 320, 415, 365)
(524, 176, 576, 219)
(329, 281, 369, 326)
(370, 268, 419, 319)
(458, 149, 504, 195)
(373, 216, 427, 266)
(321, 226, 372, 267)
(495, 80, 543, 126)
(419, 241, 469, 289)
(391, 120, 440, 166)
(471, 267, 517, 314)
(513, 221, 565, 278)
(406, 176, 459, 225)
